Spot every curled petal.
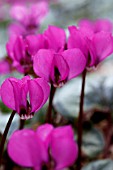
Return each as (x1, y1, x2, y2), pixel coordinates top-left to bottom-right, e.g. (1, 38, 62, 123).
(62, 49, 86, 79)
(8, 129, 48, 168)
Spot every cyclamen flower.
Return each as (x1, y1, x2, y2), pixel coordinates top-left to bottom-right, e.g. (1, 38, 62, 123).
(33, 48, 86, 87)
(68, 26, 113, 67)
(0, 76, 50, 119)
(9, 1, 49, 36)
(6, 34, 46, 74)
(8, 124, 78, 170)
(33, 25, 86, 86)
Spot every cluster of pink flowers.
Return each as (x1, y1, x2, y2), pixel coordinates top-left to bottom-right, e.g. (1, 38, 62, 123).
(0, 3, 113, 168)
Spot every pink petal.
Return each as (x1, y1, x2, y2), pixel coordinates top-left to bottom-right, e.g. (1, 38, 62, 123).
(10, 76, 30, 114)
(28, 79, 44, 112)
(91, 31, 113, 64)
(6, 35, 17, 60)
(36, 124, 54, 148)
(30, 1, 49, 24)
(51, 126, 78, 169)
(50, 53, 69, 85)
(62, 49, 86, 79)
(13, 36, 26, 62)
(44, 25, 66, 52)
(33, 49, 54, 82)
(10, 5, 28, 24)
(85, 38, 97, 67)
(8, 23, 26, 37)
(68, 26, 88, 57)
(95, 19, 112, 33)
(78, 19, 94, 31)
(51, 125, 75, 139)
(1, 78, 16, 110)
(25, 34, 45, 55)
(8, 129, 48, 168)
(34, 78, 50, 109)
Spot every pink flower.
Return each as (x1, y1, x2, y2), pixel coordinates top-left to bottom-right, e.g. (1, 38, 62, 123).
(0, 76, 50, 119)
(9, 2, 49, 36)
(33, 48, 86, 87)
(78, 18, 113, 33)
(6, 34, 46, 74)
(68, 26, 113, 67)
(8, 124, 78, 170)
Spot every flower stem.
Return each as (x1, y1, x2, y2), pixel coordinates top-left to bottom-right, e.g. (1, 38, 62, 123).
(0, 110, 16, 166)
(19, 119, 25, 130)
(46, 84, 56, 123)
(77, 69, 87, 170)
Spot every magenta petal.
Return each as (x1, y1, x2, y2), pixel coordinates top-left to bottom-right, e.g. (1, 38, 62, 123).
(10, 77, 29, 114)
(34, 78, 50, 109)
(44, 25, 66, 52)
(8, 129, 48, 168)
(62, 49, 86, 79)
(1, 78, 16, 110)
(33, 49, 54, 82)
(51, 125, 75, 139)
(36, 124, 54, 148)
(10, 5, 28, 24)
(28, 79, 44, 113)
(8, 23, 26, 37)
(25, 34, 45, 55)
(95, 19, 113, 33)
(68, 26, 88, 57)
(50, 53, 69, 85)
(92, 31, 113, 64)
(6, 35, 17, 60)
(30, 1, 49, 24)
(78, 19, 94, 31)
(13, 36, 26, 62)
(51, 126, 78, 169)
